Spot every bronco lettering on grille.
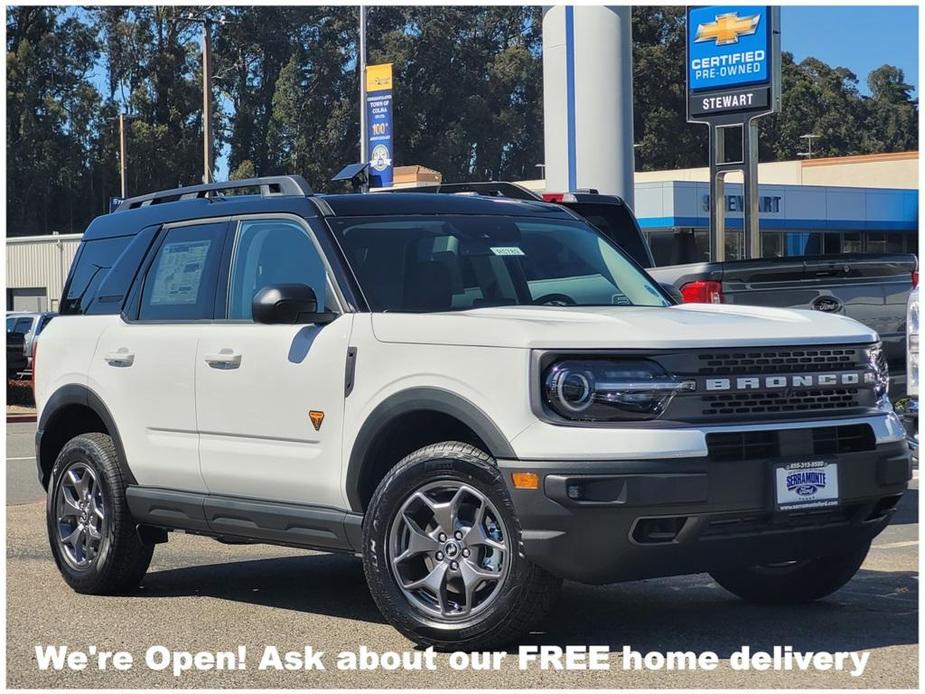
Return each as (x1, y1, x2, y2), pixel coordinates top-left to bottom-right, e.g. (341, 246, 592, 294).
(705, 372, 874, 391)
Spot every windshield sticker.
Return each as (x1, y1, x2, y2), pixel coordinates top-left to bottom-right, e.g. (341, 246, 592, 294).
(490, 246, 525, 256)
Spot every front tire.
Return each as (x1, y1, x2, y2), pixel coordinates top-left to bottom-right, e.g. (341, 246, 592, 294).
(363, 441, 561, 650)
(709, 542, 871, 604)
(46, 433, 153, 594)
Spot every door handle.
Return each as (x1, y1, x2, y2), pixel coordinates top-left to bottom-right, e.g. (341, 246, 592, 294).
(104, 348, 135, 367)
(204, 349, 242, 369)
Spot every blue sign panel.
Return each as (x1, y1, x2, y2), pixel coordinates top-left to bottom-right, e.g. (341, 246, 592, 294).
(365, 64, 394, 188)
(109, 197, 124, 213)
(688, 6, 770, 92)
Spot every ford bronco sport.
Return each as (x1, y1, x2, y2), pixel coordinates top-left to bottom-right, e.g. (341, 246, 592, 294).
(35, 176, 911, 649)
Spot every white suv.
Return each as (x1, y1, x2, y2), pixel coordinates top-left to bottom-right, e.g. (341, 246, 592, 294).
(35, 177, 911, 649)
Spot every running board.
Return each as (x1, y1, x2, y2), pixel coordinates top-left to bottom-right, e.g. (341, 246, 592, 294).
(125, 487, 362, 552)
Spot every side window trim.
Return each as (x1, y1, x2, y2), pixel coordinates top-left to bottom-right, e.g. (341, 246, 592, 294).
(218, 214, 345, 321)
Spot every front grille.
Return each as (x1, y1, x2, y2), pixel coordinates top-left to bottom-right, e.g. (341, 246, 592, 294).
(706, 424, 876, 462)
(705, 430, 779, 462)
(652, 343, 879, 422)
(701, 388, 862, 417)
(812, 424, 877, 455)
(697, 347, 864, 375)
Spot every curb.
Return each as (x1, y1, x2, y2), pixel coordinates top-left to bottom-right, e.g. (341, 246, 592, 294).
(7, 414, 37, 424)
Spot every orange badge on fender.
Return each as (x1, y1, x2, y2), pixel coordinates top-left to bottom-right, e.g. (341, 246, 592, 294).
(309, 410, 325, 431)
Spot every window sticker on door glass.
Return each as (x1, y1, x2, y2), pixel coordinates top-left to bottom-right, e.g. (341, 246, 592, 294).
(490, 246, 525, 256)
(149, 240, 211, 305)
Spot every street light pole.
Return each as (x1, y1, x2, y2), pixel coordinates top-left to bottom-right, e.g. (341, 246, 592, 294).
(797, 133, 820, 160)
(201, 17, 214, 183)
(118, 112, 128, 198)
(359, 5, 367, 165)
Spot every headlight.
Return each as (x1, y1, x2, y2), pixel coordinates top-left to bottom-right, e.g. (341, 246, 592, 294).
(908, 289, 919, 397)
(542, 359, 695, 421)
(866, 343, 890, 402)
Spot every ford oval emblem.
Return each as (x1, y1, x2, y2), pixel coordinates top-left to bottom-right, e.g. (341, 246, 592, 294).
(795, 484, 818, 496)
(812, 296, 842, 313)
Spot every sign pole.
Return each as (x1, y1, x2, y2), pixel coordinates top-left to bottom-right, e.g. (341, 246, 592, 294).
(744, 119, 761, 259)
(359, 6, 368, 165)
(687, 6, 781, 261)
(708, 125, 726, 262)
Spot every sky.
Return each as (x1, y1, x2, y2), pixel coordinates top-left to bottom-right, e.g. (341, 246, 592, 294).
(780, 5, 918, 97)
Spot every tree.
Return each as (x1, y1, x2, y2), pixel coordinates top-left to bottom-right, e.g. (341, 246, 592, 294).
(6, 5, 919, 235)
(632, 6, 708, 170)
(92, 6, 208, 191)
(7, 6, 105, 235)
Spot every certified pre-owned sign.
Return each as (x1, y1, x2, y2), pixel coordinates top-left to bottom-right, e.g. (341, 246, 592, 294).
(686, 6, 779, 121)
(688, 7, 770, 92)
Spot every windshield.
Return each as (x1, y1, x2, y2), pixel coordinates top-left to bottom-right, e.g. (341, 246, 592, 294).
(329, 215, 671, 312)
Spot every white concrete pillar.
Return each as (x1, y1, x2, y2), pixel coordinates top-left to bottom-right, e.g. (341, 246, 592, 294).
(542, 5, 635, 207)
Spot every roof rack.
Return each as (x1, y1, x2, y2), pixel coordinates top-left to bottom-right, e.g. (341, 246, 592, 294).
(392, 181, 543, 201)
(114, 175, 313, 212)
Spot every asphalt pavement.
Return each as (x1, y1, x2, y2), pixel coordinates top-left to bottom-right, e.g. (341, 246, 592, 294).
(6, 421, 918, 688)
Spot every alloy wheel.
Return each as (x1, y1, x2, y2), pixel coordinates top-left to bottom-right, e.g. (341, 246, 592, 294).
(55, 462, 105, 570)
(388, 480, 510, 621)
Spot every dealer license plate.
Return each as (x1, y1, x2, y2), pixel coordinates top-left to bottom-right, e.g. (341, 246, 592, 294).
(774, 460, 840, 512)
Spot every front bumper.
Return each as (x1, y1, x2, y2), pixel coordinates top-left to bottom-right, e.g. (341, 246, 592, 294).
(498, 440, 910, 585)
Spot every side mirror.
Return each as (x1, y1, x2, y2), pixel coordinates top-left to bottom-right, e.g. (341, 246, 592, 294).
(252, 284, 337, 325)
(660, 282, 684, 304)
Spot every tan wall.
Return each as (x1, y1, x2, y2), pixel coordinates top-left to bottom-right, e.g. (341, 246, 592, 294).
(6, 234, 82, 311)
(634, 151, 918, 189)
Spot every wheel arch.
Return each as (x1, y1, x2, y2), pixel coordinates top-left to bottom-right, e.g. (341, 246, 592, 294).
(37, 384, 135, 489)
(346, 388, 516, 513)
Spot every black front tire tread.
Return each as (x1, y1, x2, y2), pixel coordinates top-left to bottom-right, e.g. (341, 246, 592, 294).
(709, 542, 870, 604)
(48, 432, 153, 595)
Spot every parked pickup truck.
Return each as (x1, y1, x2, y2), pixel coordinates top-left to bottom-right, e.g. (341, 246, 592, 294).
(398, 183, 918, 395)
(647, 255, 917, 394)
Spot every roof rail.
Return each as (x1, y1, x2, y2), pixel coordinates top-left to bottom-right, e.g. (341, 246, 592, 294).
(114, 175, 313, 212)
(392, 181, 543, 201)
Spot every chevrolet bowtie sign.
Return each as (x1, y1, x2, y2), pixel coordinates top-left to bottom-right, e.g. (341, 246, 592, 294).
(686, 6, 779, 120)
(695, 12, 760, 46)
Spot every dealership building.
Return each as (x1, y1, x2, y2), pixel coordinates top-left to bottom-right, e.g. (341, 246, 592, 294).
(522, 150, 919, 265)
(5, 152, 919, 312)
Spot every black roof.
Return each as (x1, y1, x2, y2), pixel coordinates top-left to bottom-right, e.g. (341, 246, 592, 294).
(318, 192, 572, 218)
(82, 190, 574, 241)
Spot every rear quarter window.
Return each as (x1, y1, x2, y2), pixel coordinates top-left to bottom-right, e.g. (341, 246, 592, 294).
(60, 236, 133, 315)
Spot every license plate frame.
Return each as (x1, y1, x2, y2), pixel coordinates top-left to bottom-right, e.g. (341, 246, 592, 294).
(773, 459, 840, 513)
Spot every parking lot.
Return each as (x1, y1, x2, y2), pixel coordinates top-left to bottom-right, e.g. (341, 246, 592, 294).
(6, 420, 918, 688)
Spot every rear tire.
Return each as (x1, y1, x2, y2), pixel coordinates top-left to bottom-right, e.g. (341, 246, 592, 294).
(363, 441, 561, 650)
(46, 433, 153, 594)
(709, 542, 870, 604)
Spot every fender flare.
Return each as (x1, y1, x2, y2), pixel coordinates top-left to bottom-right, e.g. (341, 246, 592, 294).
(345, 387, 516, 512)
(37, 384, 136, 488)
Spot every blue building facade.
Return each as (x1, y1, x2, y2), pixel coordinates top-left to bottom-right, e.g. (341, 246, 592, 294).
(634, 181, 918, 265)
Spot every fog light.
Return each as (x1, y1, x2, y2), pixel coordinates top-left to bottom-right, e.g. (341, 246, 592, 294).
(511, 472, 540, 490)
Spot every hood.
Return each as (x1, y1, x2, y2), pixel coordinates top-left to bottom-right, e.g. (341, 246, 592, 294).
(371, 303, 878, 350)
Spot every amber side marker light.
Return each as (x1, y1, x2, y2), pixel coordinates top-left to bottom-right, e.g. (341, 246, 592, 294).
(511, 472, 540, 490)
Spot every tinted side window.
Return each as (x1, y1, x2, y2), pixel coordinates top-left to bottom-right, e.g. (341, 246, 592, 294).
(11, 318, 32, 337)
(86, 226, 160, 315)
(139, 224, 227, 321)
(60, 236, 132, 315)
(228, 219, 328, 320)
